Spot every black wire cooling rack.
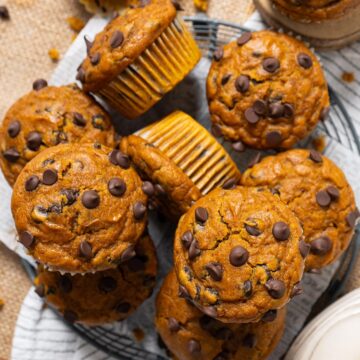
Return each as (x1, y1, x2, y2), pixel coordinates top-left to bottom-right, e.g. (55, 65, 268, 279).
(22, 17, 360, 360)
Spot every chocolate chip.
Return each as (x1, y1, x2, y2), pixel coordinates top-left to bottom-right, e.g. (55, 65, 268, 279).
(155, 184, 166, 196)
(109, 150, 130, 169)
(99, 276, 117, 293)
(243, 280, 252, 297)
(229, 246, 249, 266)
(34, 284, 45, 298)
(269, 103, 284, 118)
(108, 178, 126, 197)
(242, 333, 257, 348)
(272, 221, 290, 241)
(81, 190, 100, 209)
(262, 57, 280, 73)
(3, 148, 19, 163)
(222, 177, 238, 189)
(213, 351, 230, 360)
(247, 152, 261, 168)
(291, 282, 303, 298)
(205, 262, 223, 281)
(63, 310, 78, 323)
(266, 131, 283, 147)
(237, 32, 252, 46)
(211, 124, 223, 138)
(178, 285, 190, 299)
(116, 302, 131, 313)
(326, 186, 339, 201)
(231, 141, 245, 153)
(32, 79, 48, 91)
(221, 74, 231, 85)
(92, 114, 105, 130)
(61, 189, 79, 205)
(25, 175, 40, 192)
(195, 207, 208, 224)
(214, 327, 233, 340)
(168, 317, 180, 332)
(316, 190, 331, 207)
(245, 224, 261, 236)
(202, 306, 217, 318)
(0, 6, 10, 20)
(189, 239, 201, 260)
(299, 239, 310, 258)
(142, 181, 155, 196)
(90, 52, 100, 65)
(42, 169, 58, 185)
(253, 100, 267, 116)
(76, 68, 85, 82)
(121, 245, 136, 262)
(309, 149, 322, 163)
(59, 276, 72, 293)
(244, 108, 260, 124)
(297, 53, 313, 69)
(320, 107, 330, 121)
(19, 231, 34, 248)
(346, 209, 360, 228)
(110, 30, 124, 48)
(26, 131, 42, 151)
(181, 231, 193, 249)
(188, 339, 201, 354)
(310, 236, 332, 256)
(213, 48, 224, 61)
(284, 103, 294, 118)
(84, 36, 93, 55)
(73, 112, 86, 127)
(235, 75, 250, 93)
(8, 120, 21, 138)
(262, 309, 277, 322)
(265, 279, 285, 299)
(79, 240, 92, 259)
(133, 202, 146, 220)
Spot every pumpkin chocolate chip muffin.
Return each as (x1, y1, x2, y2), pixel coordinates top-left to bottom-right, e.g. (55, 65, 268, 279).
(35, 233, 157, 325)
(206, 30, 330, 149)
(271, 0, 360, 23)
(173, 186, 305, 323)
(120, 111, 241, 220)
(0, 82, 115, 186)
(156, 270, 286, 360)
(12, 143, 148, 273)
(79, 0, 127, 15)
(77, 0, 201, 119)
(241, 149, 359, 270)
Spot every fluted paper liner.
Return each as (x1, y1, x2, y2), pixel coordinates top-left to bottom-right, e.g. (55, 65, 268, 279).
(136, 111, 241, 195)
(97, 17, 201, 119)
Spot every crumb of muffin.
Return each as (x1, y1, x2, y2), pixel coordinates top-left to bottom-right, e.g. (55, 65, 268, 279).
(133, 327, 145, 341)
(194, 0, 208, 11)
(67, 16, 85, 32)
(312, 134, 326, 152)
(0, 298, 4, 310)
(48, 48, 60, 62)
(342, 71, 355, 83)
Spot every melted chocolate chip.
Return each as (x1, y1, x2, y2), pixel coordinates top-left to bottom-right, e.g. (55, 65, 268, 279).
(229, 246, 249, 266)
(262, 309, 277, 322)
(110, 30, 124, 48)
(25, 175, 40, 192)
(235, 75, 250, 93)
(42, 169, 58, 185)
(299, 239, 310, 258)
(262, 57, 280, 73)
(297, 53, 313, 69)
(59, 276, 72, 293)
(81, 190, 100, 209)
(189, 239, 201, 260)
(290, 282, 303, 298)
(222, 177, 238, 190)
(284, 103, 294, 118)
(79, 240, 92, 259)
(188, 339, 201, 354)
(213, 48, 224, 61)
(116, 302, 131, 313)
(34, 284, 45, 298)
(237, 32, 252, 46)
(142, 181, 155, 196)
(310, 236, 332, 256)
(272, 221, 290, 241)
(98, 276, 117, 293)
(205, 262, 223, 281)
(181, 231, 193, 249)
(32, 79, 48, 91)
(243, 280, 252, 297)
(316, 190, 331, 207)
(265, 279, 285, 299)
(309, 149, 322, 163)
(61, 189, 79, 205)
(73, 112, 86, 127)
(19, 231, 34, 248)
(8, 120, 21, 138)
(121, 245, 136, 263)
(108, 178, 126, 197)
(3, 148, 19, 163)
(195, 207, 208, 224)
(221, 74, 231, 85)
(244, 108, 260, 124)
(168, 317, 180, 332)
(27, 131, 42, 151)
(133, 202, 146, 220)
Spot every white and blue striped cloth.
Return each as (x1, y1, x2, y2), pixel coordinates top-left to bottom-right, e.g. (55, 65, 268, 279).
(7, 12, 360, 360)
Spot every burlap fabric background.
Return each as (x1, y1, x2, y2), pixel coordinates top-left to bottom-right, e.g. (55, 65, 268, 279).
(0, 1, 359, 359)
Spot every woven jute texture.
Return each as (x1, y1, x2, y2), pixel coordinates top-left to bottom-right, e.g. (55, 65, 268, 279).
(0, 1, 254, 359)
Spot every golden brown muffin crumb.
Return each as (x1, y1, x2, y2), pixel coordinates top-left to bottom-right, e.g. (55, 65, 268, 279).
(342, 71, 355, 83)
(48, 48, 60, 62)
(67, 16, 85, 32)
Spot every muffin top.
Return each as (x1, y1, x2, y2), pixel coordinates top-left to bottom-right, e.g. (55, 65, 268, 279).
(35, 233, 157, 325)
(78, 0, 178, 92)
(272, 0, 359, 22)
(79, 0, 127, 15)
(121, 135, 202, 220)
(0, 82, 115, 186)
(206, 30, 329, 149)
(241, 149, 359, 270)
(156, 271, 286, 360)
(12, 143, 148, 273)
(173, 186, 305, 323)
